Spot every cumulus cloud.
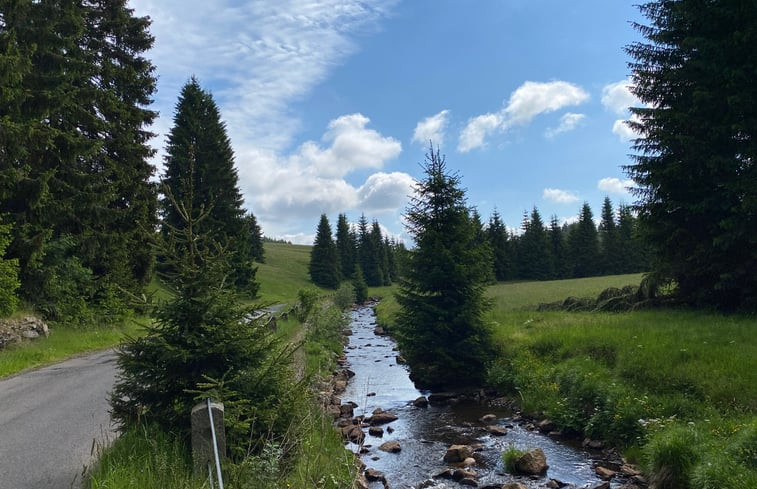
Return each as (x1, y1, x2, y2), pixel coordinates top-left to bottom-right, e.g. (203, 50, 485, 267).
(233, 114, 411, 240)
(543, 188, 580, 204)
(358, 172, 416, 212)
(601, 79, 646, 141)
(598, 177, 634, 194)
(601, 78, 638, 115)
(295, 113, 402, 178)
(545, 112, 586, 138)
(412, 110, 450, 147)
(458, 81, 589, 152)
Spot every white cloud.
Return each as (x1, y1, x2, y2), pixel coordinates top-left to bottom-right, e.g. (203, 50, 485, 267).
(358, 172, 416, 213)
(597, 177, 634, 194)
(543, 188, 580, 204)
(129, 0, 397, 166)
(234, 114, 410, 239)
(458, 80, 589, 152)
(412, 110, 450, 147)
(601, 79, 646, 141)
(545, 112, 586, 138)
(296, 113, 401, 178)
(601, 78, 638, 115)
(458, 113, 503, 153)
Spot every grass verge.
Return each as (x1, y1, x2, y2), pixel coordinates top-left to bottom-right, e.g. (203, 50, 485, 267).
(0, 319, 143, 378)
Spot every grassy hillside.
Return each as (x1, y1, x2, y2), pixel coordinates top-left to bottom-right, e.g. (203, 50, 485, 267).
(256, 242, 313, 304)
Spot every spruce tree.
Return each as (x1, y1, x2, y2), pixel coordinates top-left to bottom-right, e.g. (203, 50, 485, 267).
(395, 147, 493, 389)
(626, 1, 757, 309)
(309, 214, 340, 289)
(568, 202, 600, 278)
(598, 197, 620, 275)
(335, 213, 356, 279)
(548, 215, 569, 279)
(160, 78, 259, 295)
(517, 207, 551, 280)
(0, 0, 158, 319)
(488, 210, 513, 281)
(357, 213, 382, 286)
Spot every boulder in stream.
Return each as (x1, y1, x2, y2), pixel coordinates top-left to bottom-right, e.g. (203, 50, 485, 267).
(379, 441, 401, 453)
(443, 444, 473, 463)
(412, 396, 429, 408)
(368, 410, 398, 426)
(513, 448, 549, 475)
(487, 425, 507, 436)
(501, 483, 529, 489)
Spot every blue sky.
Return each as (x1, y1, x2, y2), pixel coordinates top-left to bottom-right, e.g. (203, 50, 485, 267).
(129, 0, 646, 244)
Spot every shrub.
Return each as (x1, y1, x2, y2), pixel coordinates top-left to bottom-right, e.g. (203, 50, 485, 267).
(333, 282, 355, 311)
(0, 222, 19, 317)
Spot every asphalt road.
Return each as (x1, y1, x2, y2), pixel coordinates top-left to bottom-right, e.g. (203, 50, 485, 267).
(0, 350, 117, 489)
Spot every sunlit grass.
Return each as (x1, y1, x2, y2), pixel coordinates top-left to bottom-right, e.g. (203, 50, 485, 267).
(256, 242, 313, 304)
(0, 319, 144, 378)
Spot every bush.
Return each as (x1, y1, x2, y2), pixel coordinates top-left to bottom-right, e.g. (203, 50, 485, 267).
(0, 222, 19, 317)
(333, 282, 355, 311)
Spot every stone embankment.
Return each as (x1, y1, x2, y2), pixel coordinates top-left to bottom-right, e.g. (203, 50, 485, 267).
(0, 316, 49, 349)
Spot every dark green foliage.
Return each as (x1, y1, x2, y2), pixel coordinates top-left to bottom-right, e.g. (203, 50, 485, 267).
(0, 221, 19, 316)
(568, 202, 600, 278)
(548, 215, 569, 279)
(488, 209, 513, 281)
(626, 0, 757, 310)
(395, 147, 493, 390)
(598, 197, 621, 275)
(111, 171, 296, 457)
(335, 213, 356, 279)
(160, 78, 259, 297)
(517, 207, 552, 280)
(357, 214, 383, 286)
(308, 214, 340, 289)
(352, 267, 368, 305)
(371, 220, 392, 286)
(0, 0, 158, 320)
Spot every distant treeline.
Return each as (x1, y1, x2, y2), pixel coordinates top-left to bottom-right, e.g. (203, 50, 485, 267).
(486, 197, 649, 282)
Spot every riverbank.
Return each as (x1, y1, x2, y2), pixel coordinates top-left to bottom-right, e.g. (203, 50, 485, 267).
(374, 276, 757, 488)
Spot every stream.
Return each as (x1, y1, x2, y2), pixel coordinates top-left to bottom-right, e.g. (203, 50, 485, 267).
(340, 305, 616, 489)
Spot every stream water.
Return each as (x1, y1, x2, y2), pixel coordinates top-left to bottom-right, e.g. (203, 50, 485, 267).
(341, 305, 614, 489)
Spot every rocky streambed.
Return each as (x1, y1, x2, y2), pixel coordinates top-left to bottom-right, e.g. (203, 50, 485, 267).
(328, 304, 644, 489)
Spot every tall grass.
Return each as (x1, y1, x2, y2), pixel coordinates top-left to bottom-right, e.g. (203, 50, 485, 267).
(0, 320, 143, 378)
(87, 425, 207, 489)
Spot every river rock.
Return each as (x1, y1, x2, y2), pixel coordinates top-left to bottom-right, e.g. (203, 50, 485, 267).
(590, 483, 610, 489)
(461, 457, 477, 467)
(365, 468, 386, 482)
(583, 438, 605, 449)
(452, 468, 477, 481)
(620, 463, 642, 476)
(433, 468, 455, 479)
(501, 484, 528, 489)
(479, 414, 497, 424)
(546, 479, 568, 488)
(428, 392, 457, 404)
(379, 441, 401, 453)
(333, 380, 347, 394)
(459, 477, 478, 486)
(513, 448, 548, 475)
(369, 411, 398, 426)
(443, 444, 473, 463)
(538, 419, 556, 433)
(487, 425, 507, 436)
(413, 396, 429, 408)
(368, 426, 384, 437)
(595, 466, 616, 480)
(339, 404, 354, 417)
(341, 424, 364, 444)
(374, 326, 386, 335)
